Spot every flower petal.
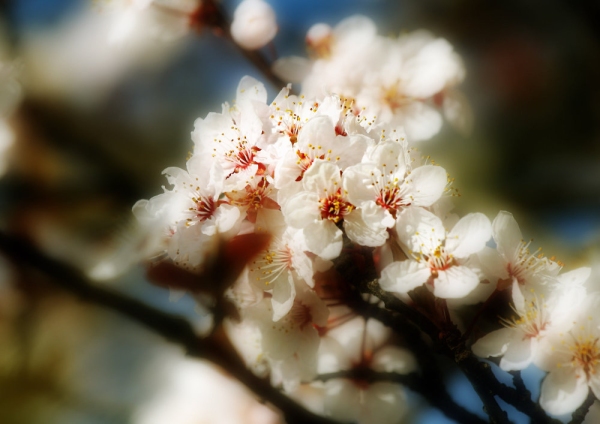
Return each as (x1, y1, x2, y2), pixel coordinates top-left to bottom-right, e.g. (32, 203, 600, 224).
(271, 274, 296, 322)
(401, 101, 443, 142)
(405, 165, 447, 207)
(540, 368, 589, 416)
(283, 191, 320, 228)
(395, 206, 445, 254)
(492, 211, 523, 260)
(303, 220, 342, 260)
(344, 208, 389, 247)
(471, 327, 513, 358)
(499, 336, 533, 371)
(445, 213, 492, 258)
(380, 260, 431, 294)
(433, 266, 479, 299)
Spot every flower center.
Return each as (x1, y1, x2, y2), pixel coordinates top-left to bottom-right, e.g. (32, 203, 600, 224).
(500, 295, 548, 340)
(375, 183, 407, 217)
(570, 336, 600, 379)
(229, 145, 258, 173)
(251, 244, 293, 287)
(294, 145, 329, 181)
(319, 188, 354, 223)
(382, 83, 411, 111)
(426, 246, 454, 277)
(193, 196, 216, 222)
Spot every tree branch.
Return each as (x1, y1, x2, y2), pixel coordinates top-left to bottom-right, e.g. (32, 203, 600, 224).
(0, 230, 338, 424)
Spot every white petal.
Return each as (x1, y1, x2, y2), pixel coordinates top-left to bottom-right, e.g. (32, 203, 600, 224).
(334, 15, 377, 46)
(272, 56, 312, 83)
(477, 246, 509, 281)
(557, 267, 591, 288)
(283, 191, 320, 228)
(433, 266, 479, 299)
(499, 336, 533, 371)
(540, 368, 590, 416)
(511, 280, 526, 314)
(380, 260, 431, 294)
(446, 213, 492, 258)
(343, 163, 379, 206)
(401, 102, 443, 142)
(213, 204, 242, 235)
(405, 165, 447, 207)
(395, 206, 445, 254)
(366, 141, 405, 172)
(302, 160, 341, 194)
(236, 75, 268, 104)
(471, 327, 513, 358)
(304, 220, 342, 260)
(271, 274, 296, 322)
(402, 38, 459, 98)
(344, 208, 389, 247)
(590, 371, 600, 400)
(492, 211, 523, 260)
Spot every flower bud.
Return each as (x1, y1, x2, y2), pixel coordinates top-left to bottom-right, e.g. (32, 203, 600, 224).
(230, 0, 277, 50)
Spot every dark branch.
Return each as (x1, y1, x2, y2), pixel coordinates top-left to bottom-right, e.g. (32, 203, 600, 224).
(0, 230, 338, 424)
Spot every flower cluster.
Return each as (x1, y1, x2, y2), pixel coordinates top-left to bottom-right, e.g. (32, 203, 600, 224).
(274, 15, 471, 142)
(134, 17, 598, 421)
(134, 74, 450, 419)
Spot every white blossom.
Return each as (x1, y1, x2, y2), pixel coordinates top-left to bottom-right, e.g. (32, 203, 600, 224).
(537, 293, 600, 415)
(472, 267, 589, 371)
(381, 207, 491, 299)
(479, 211, 562, 291)
(231, 0, 277, 50)
(343, 140, 447, 246)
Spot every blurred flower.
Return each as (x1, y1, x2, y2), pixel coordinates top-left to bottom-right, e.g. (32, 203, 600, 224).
(231, 0, 277, 50)
(538, 293, 600, 415)
(133, 356, 280, 424)
(21, 2, 187, 106)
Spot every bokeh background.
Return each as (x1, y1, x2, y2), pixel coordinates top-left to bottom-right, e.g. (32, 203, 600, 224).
(0, 0, 599, 423)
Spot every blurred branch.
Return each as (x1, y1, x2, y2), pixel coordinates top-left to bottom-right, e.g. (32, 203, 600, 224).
(0, 230, 337, 424)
